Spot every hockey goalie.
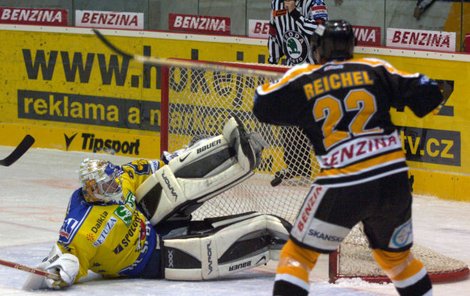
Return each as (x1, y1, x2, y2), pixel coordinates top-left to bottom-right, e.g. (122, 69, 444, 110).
(23, 116, 291, 290)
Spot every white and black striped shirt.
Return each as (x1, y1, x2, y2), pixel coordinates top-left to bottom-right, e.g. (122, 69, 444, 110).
(268, 0, 328, 65)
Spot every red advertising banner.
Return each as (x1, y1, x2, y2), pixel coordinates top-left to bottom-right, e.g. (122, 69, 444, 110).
(75, 10, 144, 30)
(169, 13, 230, 35)
(0, 7, 68, 26)
(353, 25, 381, 46)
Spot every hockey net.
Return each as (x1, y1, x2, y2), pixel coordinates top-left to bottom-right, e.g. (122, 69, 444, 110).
(160, 59, 469, 283)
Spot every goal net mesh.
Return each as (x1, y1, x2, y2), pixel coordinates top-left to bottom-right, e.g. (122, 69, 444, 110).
(161, 61, 468, 283)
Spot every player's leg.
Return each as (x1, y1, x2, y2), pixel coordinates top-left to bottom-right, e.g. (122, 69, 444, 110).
(273, 239, 320, 296)
(161, 212, 291, 280)
(273, 184, 357, 296)
(364, 172, 432, 296)
(135, 116, 266, 225)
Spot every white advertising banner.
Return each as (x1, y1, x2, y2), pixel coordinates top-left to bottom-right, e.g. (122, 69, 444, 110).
(169, 13, 231, 35)
(386, 28, 456, 52)
(75, 10, 144, 30)
(248, 19, 270, 39)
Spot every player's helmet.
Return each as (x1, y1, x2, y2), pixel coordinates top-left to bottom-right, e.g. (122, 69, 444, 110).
(79, 158, 123, 204)
(311, 19, 355, 62)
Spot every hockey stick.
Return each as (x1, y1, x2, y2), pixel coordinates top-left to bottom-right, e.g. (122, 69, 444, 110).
(92, 29, 283, 79)
(0, 135, 35, 167)
(0, 258, 60, 280)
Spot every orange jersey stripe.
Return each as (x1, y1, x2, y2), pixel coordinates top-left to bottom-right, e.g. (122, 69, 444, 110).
(259, 58, 416, 96)
(318, 150, 405, 178)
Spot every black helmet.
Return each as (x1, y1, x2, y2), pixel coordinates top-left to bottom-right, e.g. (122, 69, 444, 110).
(311, 20, 355, 62)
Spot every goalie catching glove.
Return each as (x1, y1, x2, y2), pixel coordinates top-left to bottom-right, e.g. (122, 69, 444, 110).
(136, 116, 267, 225)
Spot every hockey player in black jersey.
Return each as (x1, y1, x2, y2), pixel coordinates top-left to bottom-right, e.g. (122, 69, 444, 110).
(268, 0, 328, 185)
(254, 20, 444, 296)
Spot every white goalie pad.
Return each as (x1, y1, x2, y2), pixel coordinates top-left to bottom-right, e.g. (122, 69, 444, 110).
(135, 117, 266, 225)
(162, 213, 291, 281)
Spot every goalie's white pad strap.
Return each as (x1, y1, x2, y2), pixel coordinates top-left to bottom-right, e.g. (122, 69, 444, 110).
(163, 213, 290, 280)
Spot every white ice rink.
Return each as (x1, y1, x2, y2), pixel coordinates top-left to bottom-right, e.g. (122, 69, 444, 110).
(0, 146, 469, 296)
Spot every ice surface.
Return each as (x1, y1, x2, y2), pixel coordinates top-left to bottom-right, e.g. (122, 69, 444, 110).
(0, 147, 468, 295)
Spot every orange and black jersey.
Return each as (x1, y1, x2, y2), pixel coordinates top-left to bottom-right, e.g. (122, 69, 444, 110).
(254, 57, 443, 186)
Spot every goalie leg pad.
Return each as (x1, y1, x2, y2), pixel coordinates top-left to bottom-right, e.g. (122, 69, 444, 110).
(135, 165, 186, 225)
(162, 213, 291, 280)
(136, 117, 266, 225)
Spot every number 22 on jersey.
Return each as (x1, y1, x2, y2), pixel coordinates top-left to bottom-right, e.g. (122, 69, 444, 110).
(313, 89, 383, 150)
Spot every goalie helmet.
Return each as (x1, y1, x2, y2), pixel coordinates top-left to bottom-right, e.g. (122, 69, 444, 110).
(311, 19, 355, 63)
(79, 158, 123, 204)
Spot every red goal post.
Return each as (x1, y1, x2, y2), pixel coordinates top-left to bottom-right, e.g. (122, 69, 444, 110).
(159, 59, 469, 284)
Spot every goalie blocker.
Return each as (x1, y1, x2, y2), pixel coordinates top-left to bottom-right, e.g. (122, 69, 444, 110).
(135, 117, 266, 225)
(162, 212, 291, 280)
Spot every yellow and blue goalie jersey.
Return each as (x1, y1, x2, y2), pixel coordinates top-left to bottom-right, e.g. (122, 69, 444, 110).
(56, 159, 163, 282)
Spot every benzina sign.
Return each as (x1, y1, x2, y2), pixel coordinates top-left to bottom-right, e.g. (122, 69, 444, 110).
(353, 25, 381, 46)
(75, 10, 144, 30)
(0, 7, 68, 26)
(169, 13, 230, 35)
(247, 20, 380, 46)
(386, 28, 456, 52)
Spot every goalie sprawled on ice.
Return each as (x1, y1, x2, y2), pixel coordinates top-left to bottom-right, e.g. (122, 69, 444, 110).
(24, 116, 291, 290)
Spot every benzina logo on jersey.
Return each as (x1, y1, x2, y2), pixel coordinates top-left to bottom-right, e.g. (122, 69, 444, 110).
(399, 126, 461, 166)
(297, 186, 323, 232)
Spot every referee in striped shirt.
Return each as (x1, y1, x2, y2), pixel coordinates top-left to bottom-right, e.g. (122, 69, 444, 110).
(268, 0, 328, 184)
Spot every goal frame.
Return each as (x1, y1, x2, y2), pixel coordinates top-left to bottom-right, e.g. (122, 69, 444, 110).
(329, 249, 469, 284)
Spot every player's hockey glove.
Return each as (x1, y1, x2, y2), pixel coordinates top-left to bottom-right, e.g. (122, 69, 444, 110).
(44, 253, 79, 289)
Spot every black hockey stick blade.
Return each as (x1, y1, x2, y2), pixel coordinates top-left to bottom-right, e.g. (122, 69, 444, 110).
(0, 135, 35, 166)
(270, 176, 282, 187)
(92, 29, 134, 60)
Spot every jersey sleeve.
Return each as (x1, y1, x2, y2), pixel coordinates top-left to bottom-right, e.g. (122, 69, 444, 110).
(377, 60, 444, 117)
(253, 65, 316, 125)
(120, 159, 163, 193)
(290, 0, 328, 36)
(268, 1, 284, 64)
(268, 30, 283, 65)
(57, 243, 93, 282)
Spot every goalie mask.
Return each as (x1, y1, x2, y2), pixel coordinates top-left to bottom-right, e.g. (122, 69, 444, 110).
(311, 19, 355, 63)
(79, 158, 123, 204)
